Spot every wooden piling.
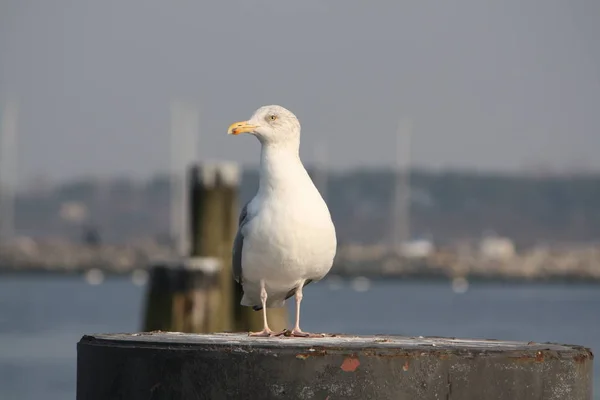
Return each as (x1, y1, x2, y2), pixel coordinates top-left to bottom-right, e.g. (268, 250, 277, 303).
(188, 163, 233, 332)
(142, 258, 221, 332)
(77, 332, 593, 400)
(143, 162, 287, 334)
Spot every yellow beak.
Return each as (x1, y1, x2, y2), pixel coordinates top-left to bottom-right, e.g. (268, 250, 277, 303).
(227, 121, 258, 135)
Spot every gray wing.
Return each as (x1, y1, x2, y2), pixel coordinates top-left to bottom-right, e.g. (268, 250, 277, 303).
(232, 200, 252, 284)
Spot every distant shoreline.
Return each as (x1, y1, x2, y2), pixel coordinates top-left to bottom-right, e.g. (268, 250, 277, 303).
(2, 267, 599, 285)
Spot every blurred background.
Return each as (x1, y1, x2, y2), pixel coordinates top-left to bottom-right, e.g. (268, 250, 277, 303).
(1, 0, 599, 399)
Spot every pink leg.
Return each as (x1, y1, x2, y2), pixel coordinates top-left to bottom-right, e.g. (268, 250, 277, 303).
(249, 280, 275, 337)
(290, 282, 323, 338)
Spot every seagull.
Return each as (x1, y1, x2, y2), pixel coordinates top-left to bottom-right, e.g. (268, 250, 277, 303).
(227, 105, 337, 337)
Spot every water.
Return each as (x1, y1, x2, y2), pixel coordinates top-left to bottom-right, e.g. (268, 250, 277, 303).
(0, 275, 598, 399)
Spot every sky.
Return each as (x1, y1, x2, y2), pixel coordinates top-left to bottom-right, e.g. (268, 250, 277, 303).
(1, 0, 599, 181)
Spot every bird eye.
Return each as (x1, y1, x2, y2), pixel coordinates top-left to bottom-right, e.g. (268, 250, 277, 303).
(268, 114, 277, 121)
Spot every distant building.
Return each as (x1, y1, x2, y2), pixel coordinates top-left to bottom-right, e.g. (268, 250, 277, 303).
(59, 201, 89, 224)
(479, 234, 516, 260)
(400, 238, 435, 259)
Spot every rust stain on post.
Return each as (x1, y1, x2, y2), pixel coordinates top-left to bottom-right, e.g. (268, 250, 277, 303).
(402, 360, 409, 371)
(341, 356, 360, 372)
(573, 349, 593, 364)
(535, 351, 544, 362)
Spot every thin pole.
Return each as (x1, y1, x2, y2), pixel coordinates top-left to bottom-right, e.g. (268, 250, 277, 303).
(169, 100, 199, 256)
(391, 118, 412, 253)
(0, 100, 18, 242)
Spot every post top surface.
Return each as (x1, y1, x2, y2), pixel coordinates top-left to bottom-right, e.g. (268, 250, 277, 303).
(80, 332, 591, 357)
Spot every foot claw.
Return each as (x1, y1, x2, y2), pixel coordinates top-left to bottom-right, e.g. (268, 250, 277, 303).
(290, 329, 309, 337)
(248, 329, 275, 337)
(248, 328, 288, 337)
(288, 329, 324, 338)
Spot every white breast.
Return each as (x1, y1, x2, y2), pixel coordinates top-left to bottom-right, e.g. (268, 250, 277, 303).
(239, 138, 338, 304)
(241, 183, 337, 292)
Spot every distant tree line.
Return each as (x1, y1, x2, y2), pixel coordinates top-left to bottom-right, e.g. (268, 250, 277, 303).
(10, 169, 600, 245)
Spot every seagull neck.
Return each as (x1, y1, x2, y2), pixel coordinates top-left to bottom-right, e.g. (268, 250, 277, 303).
(258, 142, 304, 192)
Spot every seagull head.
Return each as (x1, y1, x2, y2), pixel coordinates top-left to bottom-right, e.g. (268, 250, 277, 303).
(227, 105, 300, 145)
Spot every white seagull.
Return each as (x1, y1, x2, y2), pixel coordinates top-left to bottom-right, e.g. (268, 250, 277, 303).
(228, 105, 337, 337)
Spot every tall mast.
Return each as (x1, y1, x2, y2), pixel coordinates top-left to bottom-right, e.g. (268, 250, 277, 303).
(391, 118, 412, 253)
(169, 100, 199, 256)
(0, 100, 18, 243)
